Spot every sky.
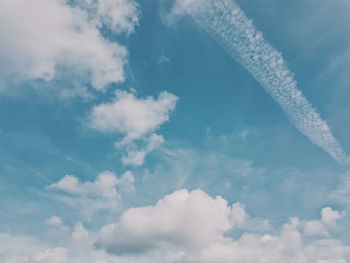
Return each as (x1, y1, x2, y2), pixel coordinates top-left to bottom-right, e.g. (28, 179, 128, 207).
(1, 0, 350, 262)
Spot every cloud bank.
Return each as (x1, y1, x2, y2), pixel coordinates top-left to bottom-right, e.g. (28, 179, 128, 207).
(171, 0, 350, 165)
(1, 189, 348, 262)
(95, 189, 349, 262)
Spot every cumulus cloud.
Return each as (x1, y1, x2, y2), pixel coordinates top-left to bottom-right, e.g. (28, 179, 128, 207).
(303, 220, 329, 237)
(170, 0, 350, 165)
(47, 171, 134, 217)
(71, 222, 89, 242)
(0, 0, 138, 92)
(95, 189, 233, 255)
(321, 207, 344, 227)
(89, 90, 178, 141)
(121, 133, 165, 166)
(230, 202, 247, 226)
(95, 189, 350, 262)
(0, 224, 115, 263)
(1, 189, 349, 263)
(301, 207, 344, 237)
(88, 89, 178, 166)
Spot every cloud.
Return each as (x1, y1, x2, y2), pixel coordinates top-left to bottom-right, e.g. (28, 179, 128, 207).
(95, 189, 349, 262)
(330, 172, 350, 210)
(121, 133, 165, 166)
(89, 90, 178, 141)
(5, 247, 69, 263)
(45, 216, 64, 228)
(0, 0, 138, 92)
(0, 223, 115, 263)
(88, 89, 178, 166)
(230, 202, 247, 226)
(302, 207, 344, 237)
(158, 55, 171, 64)
(321, 207, 344, 227)
(95, 189, 233, 255)
(71, 222, 89, 242)
(77, 0, 139, 35)
(170, 0, 350, 165)
(303, 220, 329, 237)
(47, 171, 135, 218)
(1, 189, 348, 263)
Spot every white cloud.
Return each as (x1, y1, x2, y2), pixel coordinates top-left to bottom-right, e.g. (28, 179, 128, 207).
(330, 173, 350, 208)
(95, 189, 350, 262)
(0, 233, 70, 263)
(49, 172, 115, 198)
(89, 90, 178, 141)
(88, 89, 178, 166)
(45, 216, 64, 227)
(47, 171, 134, 218)
(96, 189, 233, 254)
(77, 0, 139, 35)
(121, 133, 164, 166)
(6, 247, 69, 263)
(170, 0, 350, 165)
(72, 222, 89, 242)
(230, 202, 247, 226)
(321, 207, 344, 227)
(303, 220, 329, 237)
(1, 189, 349, 263)
(0, 0, 138, 92)
(0, 227, 116, 263)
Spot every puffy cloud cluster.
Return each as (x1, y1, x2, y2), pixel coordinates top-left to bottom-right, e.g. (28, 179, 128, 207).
(96, 189, 233, 255)
(299, 207, 344, 237)
(1, 189, 348, 263)
(47, 171, 134, 218)
(0, 0, 139, 93)
(89, 90, 178, 141)
(88, 90, 178, 166)
(95, 189, 349, 262)
(321, 207, 345, 227)
(0, 222, 113, 263)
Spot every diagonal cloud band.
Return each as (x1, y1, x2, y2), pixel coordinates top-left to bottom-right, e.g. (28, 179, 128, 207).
(173, 0, 350, 165)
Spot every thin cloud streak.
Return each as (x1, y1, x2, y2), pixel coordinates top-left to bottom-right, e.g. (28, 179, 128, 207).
(173, 0, 349, 165)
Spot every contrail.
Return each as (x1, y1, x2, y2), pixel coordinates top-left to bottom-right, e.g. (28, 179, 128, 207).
(173, 0, 350, 165)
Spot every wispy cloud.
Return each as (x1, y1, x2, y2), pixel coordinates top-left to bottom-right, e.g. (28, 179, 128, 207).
(172, 0, 349, 165)
(47, 171, 135, 218)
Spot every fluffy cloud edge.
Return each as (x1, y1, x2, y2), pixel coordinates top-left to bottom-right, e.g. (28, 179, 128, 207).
(0, 0, 139, 95)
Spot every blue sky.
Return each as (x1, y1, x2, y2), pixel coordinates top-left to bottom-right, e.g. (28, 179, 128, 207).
(1, 0, 350, 262)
